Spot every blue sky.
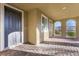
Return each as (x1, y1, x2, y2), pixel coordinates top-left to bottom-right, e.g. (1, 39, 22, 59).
(67, 19, 76, 26)
(55, 19, 76, 27)
(55, 21, 61, 27)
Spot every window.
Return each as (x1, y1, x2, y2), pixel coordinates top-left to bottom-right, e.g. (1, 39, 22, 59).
(66, 19, 76, 38)
(41, 15, 48, 32)
(54, 21, 61, 36)
(48, 20, 53, 38)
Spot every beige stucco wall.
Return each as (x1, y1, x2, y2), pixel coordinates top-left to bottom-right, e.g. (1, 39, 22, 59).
(48, 19, 53, 38)
(35, 9, 53, 43)
(27, 9, 52, 44)
(24, 11, 28, 43)
(36, 10, 41, 44)
(36, 9, 54, 43)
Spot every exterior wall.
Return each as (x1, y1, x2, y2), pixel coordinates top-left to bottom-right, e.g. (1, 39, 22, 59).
(36, 9, 53, 42)
(36, 10, 43, 42)
(48, 19, 53, 38)
(36, 10, 41, 44)
(24, 11, 28, 43)
(0, 3, 5, 51)
(27, 9, 53, 44)
(43, 15, 49, 41)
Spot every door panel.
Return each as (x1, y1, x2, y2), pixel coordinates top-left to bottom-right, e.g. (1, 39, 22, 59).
(4, 6, 22, 48)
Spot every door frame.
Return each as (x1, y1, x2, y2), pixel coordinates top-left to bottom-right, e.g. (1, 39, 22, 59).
(41, 14, 49, 42)
(0, 3, 24, 51)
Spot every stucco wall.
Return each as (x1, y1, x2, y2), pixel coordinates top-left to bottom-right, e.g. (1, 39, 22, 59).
(24, 11, 28, 43)
(35, 9, 54, 43)
(34, 9, 53, 43)
(27, 9, 51, 45)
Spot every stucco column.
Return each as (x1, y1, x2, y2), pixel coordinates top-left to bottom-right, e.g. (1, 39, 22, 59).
(28, 9, 40, 45)
(76, 18, 79, 40)
(61, 19, 66, 38)
(24, 12, 28, 43)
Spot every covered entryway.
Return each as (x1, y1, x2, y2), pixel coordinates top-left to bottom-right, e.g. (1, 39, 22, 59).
(4, 6, 22, 48)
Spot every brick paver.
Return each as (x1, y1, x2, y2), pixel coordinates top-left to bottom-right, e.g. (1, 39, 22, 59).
(11, 44, 79, 56)
(0, 44, 79, 56)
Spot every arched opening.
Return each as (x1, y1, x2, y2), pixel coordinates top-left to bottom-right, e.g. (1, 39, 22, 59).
(54, 21, 62, 36)
(66, 19, 76, 38)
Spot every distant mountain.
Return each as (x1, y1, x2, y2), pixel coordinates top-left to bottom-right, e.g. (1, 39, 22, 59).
(55, 26, 76, 31)
(67, 26, 76, 31)
(55, 26, 61, 30)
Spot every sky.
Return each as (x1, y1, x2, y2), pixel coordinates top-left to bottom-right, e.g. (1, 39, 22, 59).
(55, 19, 76, 27)
(55, 21, 61, 27)
(67, 19, 76, 26)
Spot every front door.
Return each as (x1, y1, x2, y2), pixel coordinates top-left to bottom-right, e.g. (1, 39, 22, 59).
(4, 6, 22, 48)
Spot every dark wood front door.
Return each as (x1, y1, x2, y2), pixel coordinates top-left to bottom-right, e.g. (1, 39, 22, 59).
(4, 6, 22, 48)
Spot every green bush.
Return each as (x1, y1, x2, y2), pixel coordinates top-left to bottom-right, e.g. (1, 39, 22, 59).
(67, 31, 76, 37)
(55, 30, 61, 34)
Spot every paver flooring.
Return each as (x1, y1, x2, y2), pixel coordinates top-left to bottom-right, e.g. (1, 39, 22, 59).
(0, 44, 79, 56)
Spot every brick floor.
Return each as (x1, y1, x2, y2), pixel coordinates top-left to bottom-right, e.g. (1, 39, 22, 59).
(0, 44, 79, 56)
(46, 38, 79, 44)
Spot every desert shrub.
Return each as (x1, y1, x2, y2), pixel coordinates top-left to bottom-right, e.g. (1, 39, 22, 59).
(67, 31, 76, 37)
(55, 30, 61, 34)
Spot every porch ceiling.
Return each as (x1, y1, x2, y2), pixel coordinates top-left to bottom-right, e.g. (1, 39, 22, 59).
(9, 3, 79, 20)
